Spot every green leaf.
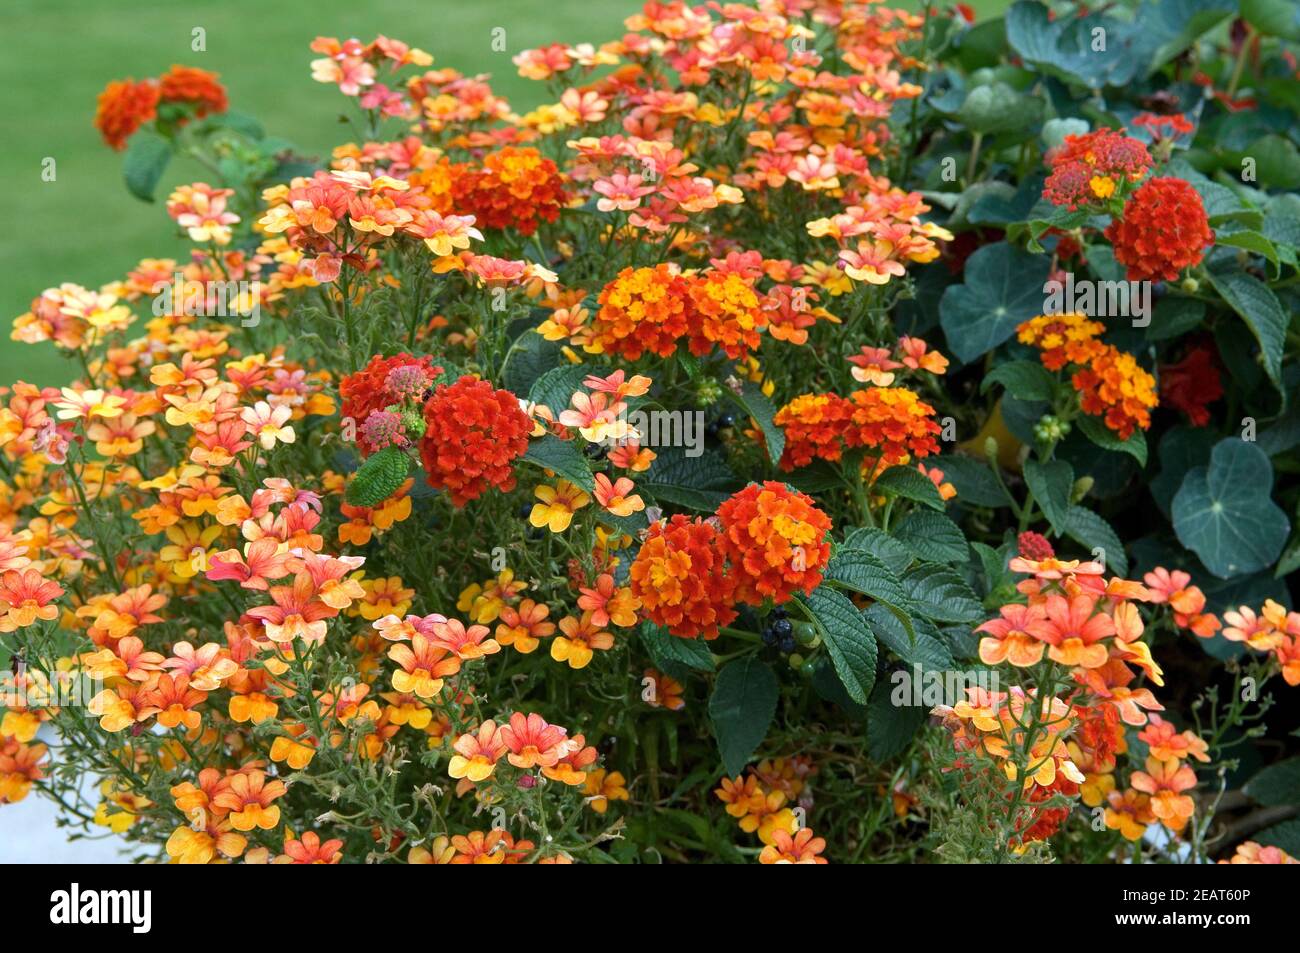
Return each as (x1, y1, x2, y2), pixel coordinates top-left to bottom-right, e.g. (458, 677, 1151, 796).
(1063, 506, 1128, 577)
(1242, 0, 1300, 40)
(728, 380, 784, 466)
(1172, 439, 1290, 578)
(123, 131, 172, 202)
(345, 447, 411, 507)
(1023, 458, 1073, 535)
(801, 586, 878, 704)
(640, 622, 715, 677)
(1005, 0, 1148, 88)
(1146, 296, 1205, 342)
(932, 454, 1011, 508)
(503, 332, 564, 398)
(981, 360, 1056, 402)
(708, 657, 779, 777)
(958, 82, 1042, 135)
(901, 564, 984, 624)
(1206, 270, 1286, 392)
(1256, 819, 1300, 857)
(1275, 534, 1300, 580)
(527, 363, 601, 416)
(1243, 757, 1300, 806)
(871, 465, 945, 512)
(1076, 415, 1148, 467)
(841, 526, 916, 575)
(867, 680, 926, 762)
(864, 604, 954, 670)
(1216, 228, 1280, 271)
(893, 510, 968, 563)
(521, 435, 595, 492)
(640, 446, 736, 512)
(825, 549, 915, 639)
(1140, 0, 1236, 72)
(939, 242, 1051, 363)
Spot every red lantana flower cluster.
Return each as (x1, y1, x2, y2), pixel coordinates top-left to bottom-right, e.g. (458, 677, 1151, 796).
(419, 376, 531, 506)
(1105, 176, 1214, 282)
(1043, 129, 1152, 210)
(339, 352, 443, 455)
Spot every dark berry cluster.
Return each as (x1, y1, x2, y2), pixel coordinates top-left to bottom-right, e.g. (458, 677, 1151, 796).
(761, 606, 796, 653)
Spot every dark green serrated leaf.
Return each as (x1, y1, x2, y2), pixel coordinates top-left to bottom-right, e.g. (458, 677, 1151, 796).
(841, 526, 916, 575)
(864, 604, 953, 669)
(893, 510, 968, 563)
(981, 360, 1056, 402)
(802, 586, 878, 704)
(1207, 270, 1286, 393)
(729, 380, 784, 466)
(1076, 415, 1148, 467)
(709, 657, 779, 777)
(1063, 506, 1128, 577)
(1023, 458, 1073, 535)
(345, 447, 411, 507)
(902, 564, 984, 624)
(825, 549, 915, 639)
(521, 435, 595, 492)
(871, 465, 945, 512)
(640, 622, 715, 677)
(932, 454, 1011, 508)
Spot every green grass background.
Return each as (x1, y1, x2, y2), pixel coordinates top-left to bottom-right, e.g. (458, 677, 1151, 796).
(0, 0, 1004, 388)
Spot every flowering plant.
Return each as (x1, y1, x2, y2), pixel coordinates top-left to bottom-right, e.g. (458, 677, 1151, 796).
(2, 0, 1298, 865)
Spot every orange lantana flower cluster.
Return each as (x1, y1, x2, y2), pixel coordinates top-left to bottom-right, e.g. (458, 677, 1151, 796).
(631, 483, 834, 638)
(776, 384, 941, 472)
(589, 264, 770, 362)
(716, 481, 832, 606)
(442, 146, 568, 236)
(94, 65, 227, 150)
(629, 514, 738, 640)
(1017, 312, 1158, 439)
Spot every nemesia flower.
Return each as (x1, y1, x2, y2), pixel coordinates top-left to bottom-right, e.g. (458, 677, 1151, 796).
(495, 598, 555, 654)
(759, 827, 828, 864)
(592, 473, 644, 517)
(551, 611, 614, 669)
(500, 712, 572, 769)
(530, 479, 591, 533)
(583, 768, 629, 813)
(449, 720, 507, 781)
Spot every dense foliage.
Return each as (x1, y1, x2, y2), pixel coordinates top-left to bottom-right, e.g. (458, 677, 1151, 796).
(2, 0, 1299, 864)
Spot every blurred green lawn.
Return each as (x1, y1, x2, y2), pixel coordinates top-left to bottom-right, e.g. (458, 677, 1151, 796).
(0, 0, 1004, 388)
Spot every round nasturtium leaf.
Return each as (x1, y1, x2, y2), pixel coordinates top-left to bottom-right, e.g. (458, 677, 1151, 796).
(1171, 439, 1290, 579)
